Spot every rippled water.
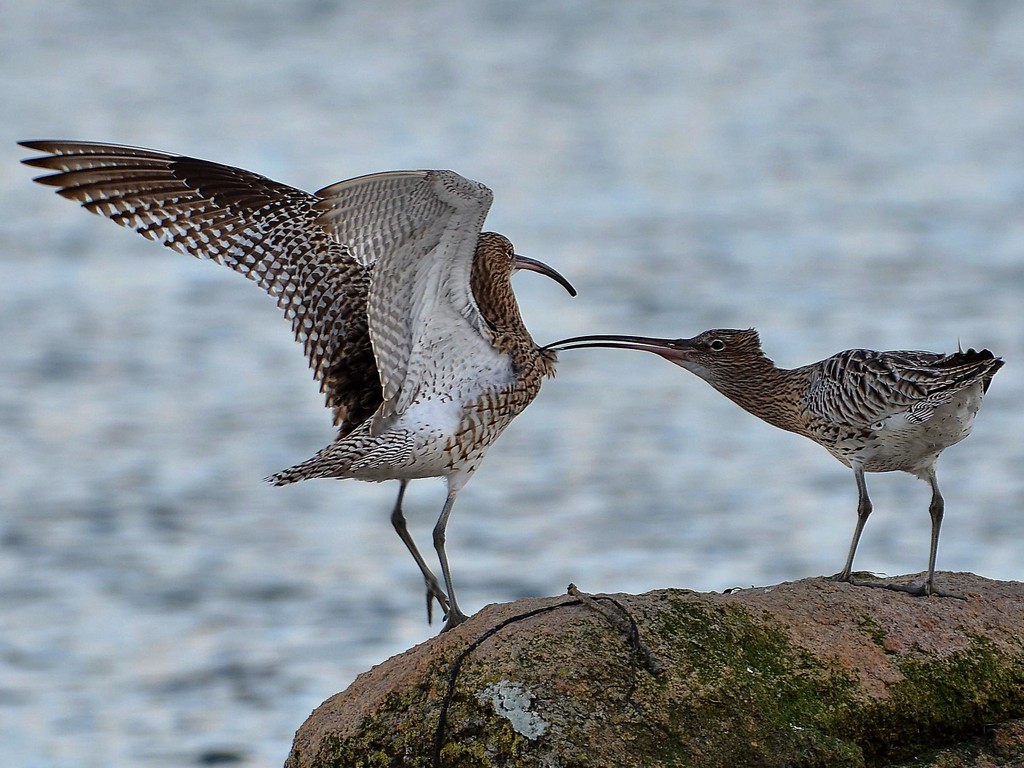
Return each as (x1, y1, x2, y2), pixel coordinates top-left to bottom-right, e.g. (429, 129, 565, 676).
(2, 2, 1023, 766)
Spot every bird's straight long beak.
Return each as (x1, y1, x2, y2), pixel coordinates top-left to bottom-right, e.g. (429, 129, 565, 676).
(542, 333, 695, 362)
(513, 255, 577, 296)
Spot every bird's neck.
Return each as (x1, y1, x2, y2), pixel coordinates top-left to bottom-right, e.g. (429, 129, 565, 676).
(472, 274, 557, 379)
(704, 359, 808, 435)
(470, 266, 541, 362)
(474, 278, 525, 338)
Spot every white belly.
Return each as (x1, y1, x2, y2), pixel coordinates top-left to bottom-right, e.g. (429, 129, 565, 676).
(846, 380, 985, 475)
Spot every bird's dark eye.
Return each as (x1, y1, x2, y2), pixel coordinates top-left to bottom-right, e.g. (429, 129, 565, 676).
(709, 339, 726, 352)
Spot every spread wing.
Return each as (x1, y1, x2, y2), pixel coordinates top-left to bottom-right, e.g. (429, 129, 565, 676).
(21, 139, 379, 435)
(807, 348, 1001, 427)
(319, 170, 502, 435)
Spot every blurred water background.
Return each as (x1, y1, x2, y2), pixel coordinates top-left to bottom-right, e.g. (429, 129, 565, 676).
(2, 1, 1023, 766)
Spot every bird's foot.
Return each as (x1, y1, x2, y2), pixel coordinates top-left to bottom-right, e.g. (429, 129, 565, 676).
(880, 580, 966, 600)
(439, 607, 469, 633)
(836, 572, 967, 600)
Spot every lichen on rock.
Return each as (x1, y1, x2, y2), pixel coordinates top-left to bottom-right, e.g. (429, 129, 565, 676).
(476, 680, 548, 739)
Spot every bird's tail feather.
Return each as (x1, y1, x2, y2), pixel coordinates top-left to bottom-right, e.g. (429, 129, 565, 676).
(266, 445, 353, 486)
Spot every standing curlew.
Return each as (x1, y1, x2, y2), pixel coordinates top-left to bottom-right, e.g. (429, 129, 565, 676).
(22, 140, 576, 631)
(547, 328, 1002, 597)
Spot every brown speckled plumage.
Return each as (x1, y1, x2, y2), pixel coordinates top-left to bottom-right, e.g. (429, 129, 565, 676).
(549, 328, 1003, 597)
(22, 140, 575, 630)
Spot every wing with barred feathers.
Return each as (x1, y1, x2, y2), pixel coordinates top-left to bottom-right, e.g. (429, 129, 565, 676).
(317, 170, 500, 436)
(807, 347, 1003, 428)
(22, 141, 412, 436)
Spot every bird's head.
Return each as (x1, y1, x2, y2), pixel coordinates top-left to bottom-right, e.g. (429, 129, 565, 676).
(474, 232, 576, 297)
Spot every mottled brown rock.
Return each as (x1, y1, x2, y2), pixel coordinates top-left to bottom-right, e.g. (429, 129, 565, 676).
(286, 573, 1024, 768)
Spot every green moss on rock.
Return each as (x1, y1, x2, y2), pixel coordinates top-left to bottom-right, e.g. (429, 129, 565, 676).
(652, 598, 864, 767)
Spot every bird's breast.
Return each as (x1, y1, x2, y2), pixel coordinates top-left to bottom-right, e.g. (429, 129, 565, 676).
(398, 396, 467, 437)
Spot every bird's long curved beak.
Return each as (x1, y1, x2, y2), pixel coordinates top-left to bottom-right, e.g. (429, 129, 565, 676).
(513, 255, 577, 297)
(542, 333, 695, 362)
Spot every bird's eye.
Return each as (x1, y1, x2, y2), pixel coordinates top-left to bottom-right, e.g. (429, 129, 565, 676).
(709, 339, 726, 352)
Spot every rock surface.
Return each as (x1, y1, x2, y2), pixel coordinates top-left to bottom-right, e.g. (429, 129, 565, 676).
(285, 573, 1024, 767)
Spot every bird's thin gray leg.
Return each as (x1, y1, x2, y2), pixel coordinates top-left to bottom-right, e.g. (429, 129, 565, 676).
(836, 463, 871, 582)
(923, 468, 944, 593)
(433, 488, 469, 632)
(884, 468, 963, 598)
(390, 480, 450, 623)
